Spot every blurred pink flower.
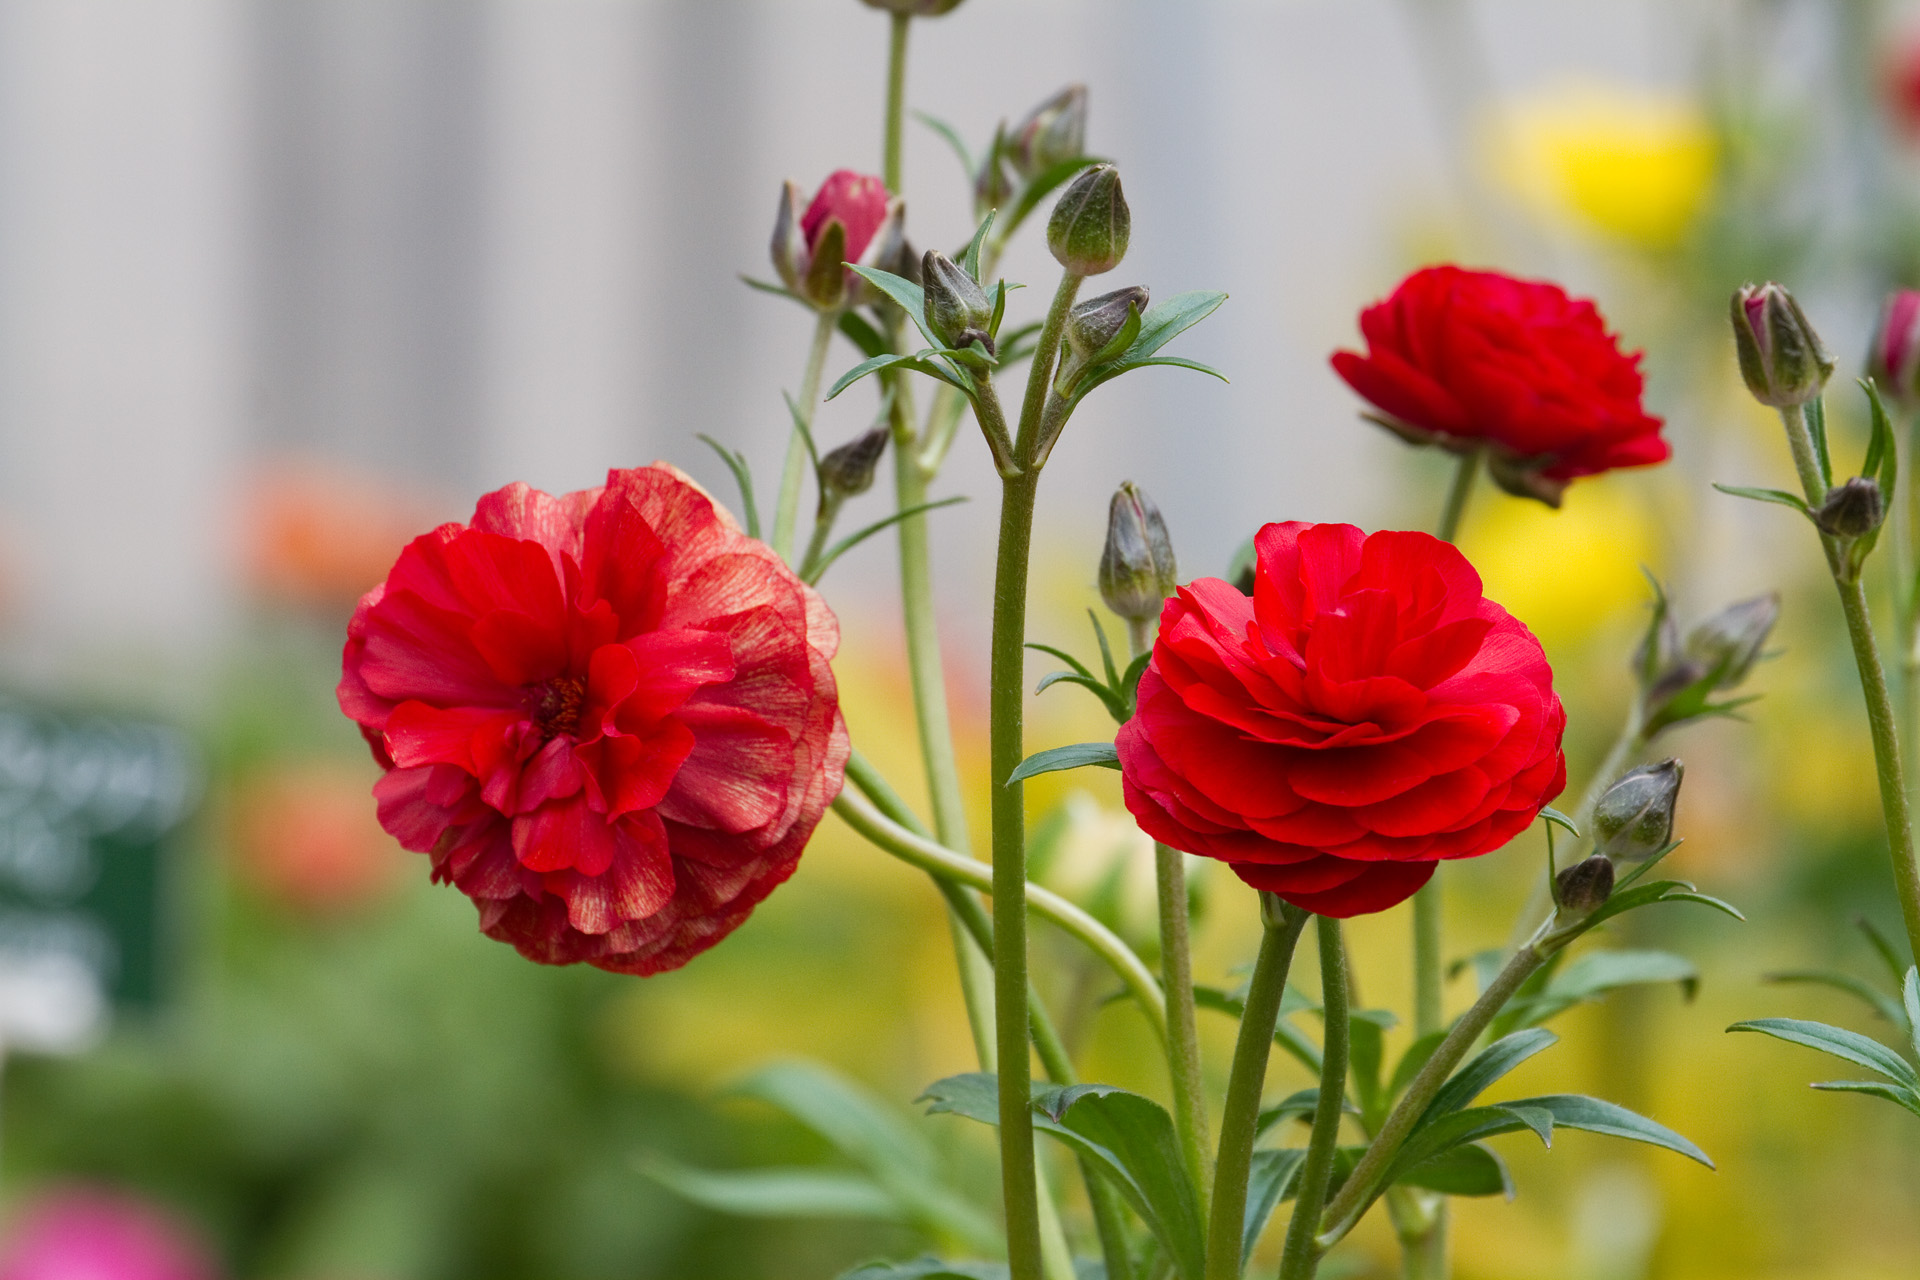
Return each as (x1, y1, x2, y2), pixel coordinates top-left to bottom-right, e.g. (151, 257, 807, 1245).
(0, 1188, 215, 1280)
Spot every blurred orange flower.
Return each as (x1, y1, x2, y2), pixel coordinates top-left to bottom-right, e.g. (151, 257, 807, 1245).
(229, 763, 406, 913)
(240, 458, 442, 612)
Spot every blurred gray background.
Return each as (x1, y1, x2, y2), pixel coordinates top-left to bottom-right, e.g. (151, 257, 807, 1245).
(0, 0, 1689, 689)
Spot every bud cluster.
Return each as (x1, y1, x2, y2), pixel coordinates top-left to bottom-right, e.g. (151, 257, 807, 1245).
(974, 85, 1088, 221)
(1637, 587, 1779, 738)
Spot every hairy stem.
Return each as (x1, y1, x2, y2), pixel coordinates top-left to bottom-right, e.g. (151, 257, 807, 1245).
(883, 13, 908, 191)
(1318, 944, 1547, 1246)
(1780, 403, 1920, 964)
(1203, 896, 1308, 1280)
(771, 310, 837, 562)
(1278, 916, 1350, 1280)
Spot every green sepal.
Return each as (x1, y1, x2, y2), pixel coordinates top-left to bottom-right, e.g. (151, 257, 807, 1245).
(961, 210, 996, 285)
(1005, 741, 1120, 785)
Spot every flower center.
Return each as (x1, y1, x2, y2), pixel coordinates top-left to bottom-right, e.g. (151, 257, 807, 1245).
(532, 675, 587, 739)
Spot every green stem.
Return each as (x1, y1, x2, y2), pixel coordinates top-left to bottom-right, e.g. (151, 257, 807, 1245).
(1317, 943, 1547, 1247)
(990, 462, 1045, 1280)
(1278, 916, 1350, 1280)
(1120, 617, 1211, 1212)
(883, 14, 909, 192)
(1903, 408, 1920, 827)
(1203, 895, 1308, 1280)
(1014, 275, 1084, 458)
(1400, 1218, 1448, 1280)
(771, 310, 838, 562)
(797, 493, 844, 583)
(1779, 403, 1920, 965)
(1433, 447, 1482, 545)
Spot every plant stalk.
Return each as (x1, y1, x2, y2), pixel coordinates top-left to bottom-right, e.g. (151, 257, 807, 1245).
(1125, 617, 1212, 1210)
(1779, 403, 1920, 964)
(1318, 942, 1547, 1247)
(771, 309, 838, 562)
(1202, 895, 1309, 1280)
(883, 13, 909, 191)
(1433, 446, 1481, 544)
(1278, 916, 1351, 1280)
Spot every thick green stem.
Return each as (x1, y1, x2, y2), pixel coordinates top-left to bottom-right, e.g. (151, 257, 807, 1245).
(1203, 896, 1308, 1280)
(1400, 1220, 1448, 1280)
(990, 463, 1045, 1280)
(1318, 943, 1547, 1246)
(1778, 403, 1920, 965)
(1278, 916, 1350, 1280)
(771, 310, 838, 562)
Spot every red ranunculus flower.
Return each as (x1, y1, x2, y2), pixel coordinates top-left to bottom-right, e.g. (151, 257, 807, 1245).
(337, 464, 848, 974)
(1117, 521, 1565, 917)
(1331, 265, 1669, 505)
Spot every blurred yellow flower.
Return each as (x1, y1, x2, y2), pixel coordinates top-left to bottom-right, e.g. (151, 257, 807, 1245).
(1459, 478, 1659, 650)
(1487, 79, 1717, 249)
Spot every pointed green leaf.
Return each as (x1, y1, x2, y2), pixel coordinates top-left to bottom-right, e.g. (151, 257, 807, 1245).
(1254, 1087, 1341, 1138)
(1024, 643, 1095, 681)
(1071, 355, 1229, 407)
(840, 1257, 1003, 1280)
(827, 352, 970, 402)
(1712, 483, 1814, 515)
(1505, 951, 1700, 1030)
(1388, 1031, 1447, 1103)
(848, 265, 944, 350)
(839, 309, 890, 359)
(1033, 671, 1128, 721)
(1396, 1142, 1513, 1198)
(1005, 741, 1120, 785)
(1386, 1104, 1555, 1186)
(1764, 969, 1906, 1029)
(1808, 395, 1835, 488)
(1729, 1017, 1920, 1089)
(1126, 292, 1229, 361)
(740, 273, 806, 303)
(1241, 1148, 1306, 1266)
(961, 210, 996, 284)
(1350, 1015, 1386, 1124)
(1420, 1029, 1559, 1122)
(1857, 916, 1913, 990)
(1037, 1084, 1205, 1280)
(696, 435, 760, 540)
(1807, 1079, 1920, 1116)
(1539, 806, 1579, 838)
(913, 109, 975, 178)
(1506, 1094, 1714, 1168)
(1089, 609, 1121, 687)
(806, 496, 968, 585)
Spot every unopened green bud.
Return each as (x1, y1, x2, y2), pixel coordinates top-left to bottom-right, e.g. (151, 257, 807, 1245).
(1683, 593, 1779, 689)
(1731, 283, 1835, 408)
(921, 251, 994, 352)
(1047, 165, 1130, 277)
(1555, 855, 1615, 917)
(1592, 759, 1683, 863)
(1065, 286, 1149, 363)
(1815, 476, 1885, 538)
(818, 425, 889, 501)
(975, 123, 1014, 215)
(1099, 482, 1177, 623)
(1010, 84, 1087, 180)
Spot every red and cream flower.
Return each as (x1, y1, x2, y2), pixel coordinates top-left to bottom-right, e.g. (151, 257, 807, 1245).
(338, 464, 847, 974)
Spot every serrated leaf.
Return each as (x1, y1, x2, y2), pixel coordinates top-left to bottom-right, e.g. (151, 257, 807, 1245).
(1764, 969, 1905, 1029)
(1728, 1018, 1920, 1089)
(914, 109, 975, 179)
(1006, 741, 1120, 785)
(696, 435, 760, 540)
(640, 1155, 902, 1220)
(1241, 1149, 1305, 1266)
(807, 497, 968, 585)
(1505, 1094, 1714, 1168)
(1807, 1079, 1920, 1116)
(1395, 1142, 1513, 1199)
(1712, 483, 1814, 515)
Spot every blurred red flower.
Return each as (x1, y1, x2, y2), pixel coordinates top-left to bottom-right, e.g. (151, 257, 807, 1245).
(1117, 522, 1566, 917)
(229, 763, 406, 914)
(242, 458, 443, 612)
(801, 169, 891, 261)
(338, 465, 847, 974)
(0, 1186, 214, 1280)
(1331, 266, 1668, 505)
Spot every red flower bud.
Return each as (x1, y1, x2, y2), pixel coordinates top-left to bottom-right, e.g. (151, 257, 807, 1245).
(802, 169, 891, 262)
(1117, 522, 1566, 918)
(772, 170, 899, 310)
(1869, 288, 1920, 409)
(1331, 266, 1670, 506)
(338, 465, 848, 975)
